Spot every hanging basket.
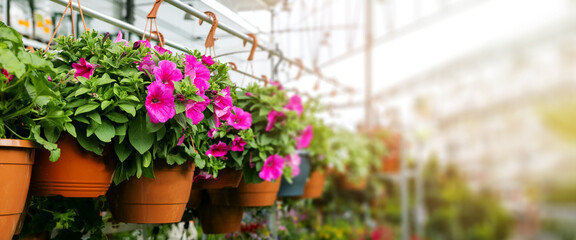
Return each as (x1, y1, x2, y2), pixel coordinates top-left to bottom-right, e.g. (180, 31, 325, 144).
(335, 174, 368, 191)
(193, 167, 243, 190)
(208, 179, 281, 207)
(198, 204, 243, 234)
(277, 153, 311, 197)
(107, 162, 195, 224)
(300, 170, 327, 199)
(30, 133, 114, 198)
(0, 139, 36, 240)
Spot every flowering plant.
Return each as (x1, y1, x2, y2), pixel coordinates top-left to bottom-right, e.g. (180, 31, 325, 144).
(234, 82, 307, 183)
(0, 22, 70, 160)
(331, 129, 383, 181)
(46, 30, 238, 183)
(297, 98, 334, 171)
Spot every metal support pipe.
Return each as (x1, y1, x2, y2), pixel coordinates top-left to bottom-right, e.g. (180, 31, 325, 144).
(364, 0, 373, 127)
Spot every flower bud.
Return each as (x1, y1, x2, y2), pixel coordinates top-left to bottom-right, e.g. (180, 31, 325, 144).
(132, 41, 141, 50)
(102, 32, 110, 43)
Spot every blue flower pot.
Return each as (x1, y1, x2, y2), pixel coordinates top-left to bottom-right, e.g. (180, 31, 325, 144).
(277, 152, 311, 197)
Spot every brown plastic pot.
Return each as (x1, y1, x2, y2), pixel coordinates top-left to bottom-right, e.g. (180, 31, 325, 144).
(198, 204, 243, 234)
(193, 167, 243, 190)
(107, 162, 195, 223)
(300, 170, 326, 199)
(31, 133, 114, 198)
(0, 139, 36, 240)
(208, 179, 281, 207)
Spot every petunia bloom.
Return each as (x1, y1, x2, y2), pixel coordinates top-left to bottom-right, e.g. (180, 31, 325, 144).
(154, 45, 172, 55)
(177, 134, 185, 146)
(284, 153, 301, 177)
(231, 137, 247, 152)
(153, 60, 183, 88)
(136, 40, 151, 48)
(245, 92, 254, 97)
(259, 154, 284, 181)
(295, 125, 313, 150)
(145, 80, 175, 123)
(193, 171, 214, 182)
(284, 94, 303, 116)
(202, 55, 215, 66)
(138, 54, 156, 75)
(184, 93, 210, 124)
(213, 86, 233, 127)
(270, 80, 284, 90)
(206, 141, 230, 157)
(208, 128, 217, 138)
(114, 30, 128, 46)
(227, 107, 252, 130)
(184, 55, 210, 92)
(72, 58, 97, 79)
(2, 69, 14, 83)
(265, 110, 285, 132)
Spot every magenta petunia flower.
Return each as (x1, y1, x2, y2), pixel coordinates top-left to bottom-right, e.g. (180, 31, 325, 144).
(184, 93, 210, 124)
(193, 171, 214, 182)
(227, 107, 252, 130)
(145, 80, 176, 123)
(295, 125, 313, 150)
(231, 136, 247, 151)
(2, 69, 14, 83)
(72, 58, 97, 79)
(206, 141, 229, 157)
(245, 92, 254, 97)
(154, 45, 172, 55)
(177, 134, 185, 146)
(114, 30, 128, 46)
(184, 55, 210, 92)
(153, 60, 183, 88)
(284, 94, 303, 116)
(259, 154, 284, 181)
(138, 54, 156, 76)
(213, 86, 233, 127)
(284, 153, 301, 177)
(202, 55, 215, 66)
(265, 110, 286, 132)
(270, 80, 284, 90)
(136, 40, 151, 48)
(208, 128, 217, 138)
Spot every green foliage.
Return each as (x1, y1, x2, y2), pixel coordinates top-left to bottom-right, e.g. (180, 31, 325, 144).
(0, 21, 70, 160)
(331, 129, 382, 181)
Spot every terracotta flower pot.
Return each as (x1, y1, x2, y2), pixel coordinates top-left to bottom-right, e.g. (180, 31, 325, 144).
(300, 170, 326, 199)
(0, 139, 36, 240)
(208, 179, 281, 207)
(198, 204, 243, 234)
(193, 167, 243, 190)
(31, 133, 114, 198)
(336, 175, 367, 191)
(107, 162, 195, 223)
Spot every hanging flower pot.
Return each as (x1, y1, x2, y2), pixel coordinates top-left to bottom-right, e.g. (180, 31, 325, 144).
(0, 139, 36, 240)
(198, 204, 243, 234)
(107, 162, 195, 223)
(382, 133, 401, 173)
(30, 133, 115, 198)
(208, 179, 281, 207)
(300, 170, 326, 199)
(335, 174, 368, 191)
(187, 188, 203, 209)
(193, 167, 243, 190)
(277, 152, 311, 197)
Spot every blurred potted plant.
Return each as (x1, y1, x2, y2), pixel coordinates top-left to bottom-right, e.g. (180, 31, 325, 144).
(0, 22, 69, 239)
(332, 129, 382, 190)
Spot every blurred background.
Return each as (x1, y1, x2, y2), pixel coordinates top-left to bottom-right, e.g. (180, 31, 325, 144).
(2, 0, 576, 239)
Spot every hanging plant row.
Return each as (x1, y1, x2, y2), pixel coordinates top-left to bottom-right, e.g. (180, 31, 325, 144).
(0, 22, 390, 238)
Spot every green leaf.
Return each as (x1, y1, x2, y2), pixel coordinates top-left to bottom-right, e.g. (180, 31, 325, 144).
(124, 95, 140, 102)
(143, 152, 152, 168)
(260, 133, 273, 146)
(87, 111, 101, 124)
(66, 99, 88, 109)
(76, 127, 103, 155)
(115, 123, 127, 136)
(118, 103, 135, 117)
(142, 164, 155, 178)
(95, 74, 115, 86)
(106, 112, 129, 123)
(0, 48, 25, 77)
(128, 115, 154, 154)
(35, 96, 51, 106)
(0, 26, 23, 46)
(195, 154, 205, 169)
(114, 139, 132, 162)
(75, 115, 90, 124)
(64, 123, 77, 138)
(101, 100, 113, 110)
(94, 120, 115, 142)
(74, 87, 90, 97)
(231, 151, 243, 166)
(75, 102, 99, 115)
(86, 120, 99, 137)
(49, 148, 61, 163)
(145, 118, 164, 132)
(136, 156, 142, 178)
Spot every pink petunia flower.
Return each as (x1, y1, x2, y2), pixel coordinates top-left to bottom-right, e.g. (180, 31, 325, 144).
(231, 137, 247, 151)
(153, 60, 183, 88)
(114, 30, 128, 46)
(284, 153, 301, 177)
(245, 92, 254, 97)
(284, 94, 303, 116)
(138, 54, 156, 76)
(206, 141, 229, 157)
(2, 69, 14, 83)
(213, 86, 233, 127)
(184, 93, 210, 124)
(177, 134, 185, 146)
(265, 110, 285, 132)
(145, 81, 176, 123)
(184, 55, 210, 92)
(136, 40, 151, 48)
(227, 107, 252, 130)
(295, 125, 313, 150)
(154, 45, 172, 55)
(193, 171, 214, 182)
(72, 58, 97, 79)
(270, 80, 284, 90)
(208, 128, 217, 138)
(259, 154, 284, 181)
(202, 55, 215, 66)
